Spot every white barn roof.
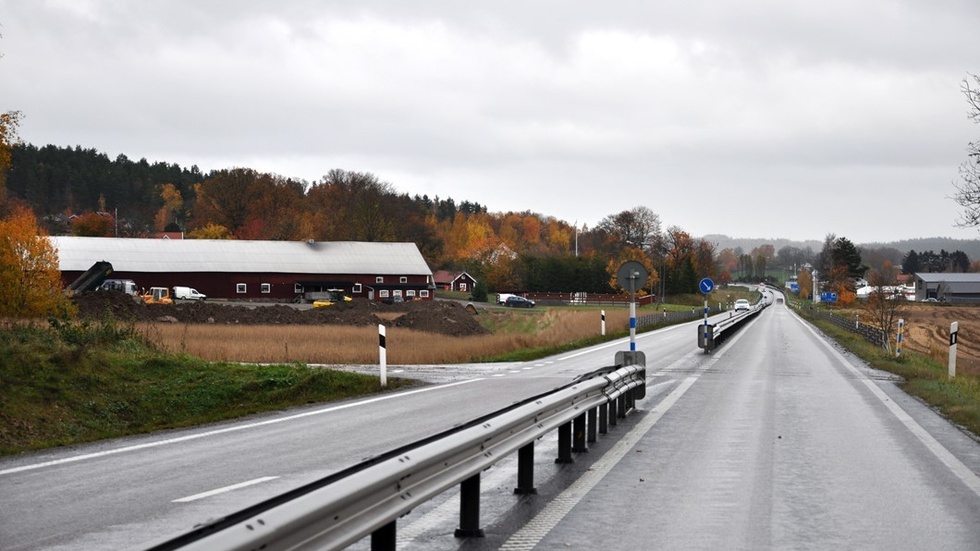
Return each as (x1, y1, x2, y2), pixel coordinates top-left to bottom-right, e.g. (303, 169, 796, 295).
(51, 237, 432, 276)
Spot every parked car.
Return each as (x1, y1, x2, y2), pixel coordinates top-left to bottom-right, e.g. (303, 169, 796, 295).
(734, 299, 751, 311)
(173, 286, 207, 301)
(505, 295, 535, 308)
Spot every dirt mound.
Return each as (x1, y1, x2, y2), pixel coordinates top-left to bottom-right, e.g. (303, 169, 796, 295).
(390, 301, 488, 336)
(71, 292, 486, 336)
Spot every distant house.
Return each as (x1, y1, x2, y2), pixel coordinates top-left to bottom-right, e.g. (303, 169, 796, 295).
(52, 236, 435, 302)
(913, 273, 980, 303)
(432, 270, 477, 293)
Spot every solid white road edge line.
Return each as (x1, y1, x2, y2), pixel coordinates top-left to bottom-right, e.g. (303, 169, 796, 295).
(172, 476, 279, 503)
(794, 315, 980, 497)
(0, 378, 485, 477)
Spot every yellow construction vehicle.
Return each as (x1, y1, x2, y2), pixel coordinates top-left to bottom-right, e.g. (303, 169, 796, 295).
(141, 287, 174, 305)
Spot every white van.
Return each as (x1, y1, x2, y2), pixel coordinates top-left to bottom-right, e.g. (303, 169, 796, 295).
(173, 286, 207, 301)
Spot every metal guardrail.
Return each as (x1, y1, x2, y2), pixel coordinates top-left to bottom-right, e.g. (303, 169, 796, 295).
(147, 354, 648, 551)
(789, 301, 887, 348)
(698, 301, 768, 352)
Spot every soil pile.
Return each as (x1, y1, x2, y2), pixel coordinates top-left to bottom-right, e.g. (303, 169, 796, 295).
(72, 292, 487, 337)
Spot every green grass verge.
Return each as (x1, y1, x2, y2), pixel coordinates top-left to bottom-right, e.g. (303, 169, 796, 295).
(0, 319, 416, 456)
(797, 310, 980, 438)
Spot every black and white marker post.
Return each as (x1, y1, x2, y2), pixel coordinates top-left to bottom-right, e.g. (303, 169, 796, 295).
(379, 323, 387, 387)
(949, 321, 958, 379)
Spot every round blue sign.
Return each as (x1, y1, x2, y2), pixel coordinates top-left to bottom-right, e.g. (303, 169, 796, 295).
(699, 278, 715, 294)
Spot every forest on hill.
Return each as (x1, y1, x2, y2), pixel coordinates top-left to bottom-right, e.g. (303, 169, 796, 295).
(3, 143, 978, 297)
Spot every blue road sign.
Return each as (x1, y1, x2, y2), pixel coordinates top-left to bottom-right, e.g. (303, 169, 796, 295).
(820, 291, 838, 303)
(699, 278, 715, 294)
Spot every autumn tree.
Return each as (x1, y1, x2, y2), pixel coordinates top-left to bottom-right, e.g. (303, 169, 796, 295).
(71, 211, 113, 237)
(0, 207, 74, 318)
(952, 73, 980, 229)
(306, 170, 395, 242)
(154, 183, 185, 231)
(187, 222, 234, 240)
(0, 110, 23, 215)
(797, 268, 813, 300)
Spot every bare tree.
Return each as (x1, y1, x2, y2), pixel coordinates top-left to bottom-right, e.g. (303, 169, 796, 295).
(952, 73, 980, 229)
(597, 206, 662, 248)
(862, 262, 907, 353)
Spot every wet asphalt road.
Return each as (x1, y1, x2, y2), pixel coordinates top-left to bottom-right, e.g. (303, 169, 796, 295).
(2, 300, 979, 550)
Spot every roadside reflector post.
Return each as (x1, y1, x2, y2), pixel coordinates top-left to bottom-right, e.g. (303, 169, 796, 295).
(949, 321, 958, 379)
(379, 324, 387, 387)
(601, 309, 606, 336)
(896, 319, 904, 357)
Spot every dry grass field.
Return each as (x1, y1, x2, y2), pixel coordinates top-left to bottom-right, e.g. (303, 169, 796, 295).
(142, 307, 633, 364)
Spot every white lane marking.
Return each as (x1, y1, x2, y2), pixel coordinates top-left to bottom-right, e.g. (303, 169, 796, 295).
(173, 476, 279, 503)
(493, 373, 507, 377)
(499, 376, 701, 550)
(794, 315, 980, 497)
(0, 378, 486, 477)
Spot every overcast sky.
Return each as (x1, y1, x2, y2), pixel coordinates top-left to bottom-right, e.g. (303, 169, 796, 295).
(3, 0, 979, 243)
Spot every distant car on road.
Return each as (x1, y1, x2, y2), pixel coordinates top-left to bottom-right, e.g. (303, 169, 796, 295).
(505, 295, 535, 308)
(734, 299, 751, 312)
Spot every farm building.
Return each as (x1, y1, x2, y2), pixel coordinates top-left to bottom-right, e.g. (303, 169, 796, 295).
(52, 236, 435, 302)
(432, 270, 477, 293)
(913, 273, 980, 303)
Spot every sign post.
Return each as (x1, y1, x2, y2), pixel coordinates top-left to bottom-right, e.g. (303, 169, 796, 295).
(617, 262, 649, 352)
(699, 278, 714, 352)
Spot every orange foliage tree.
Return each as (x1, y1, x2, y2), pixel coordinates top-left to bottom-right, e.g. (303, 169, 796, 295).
(0, 207, 74, 318)
(71, 211, 114, 236)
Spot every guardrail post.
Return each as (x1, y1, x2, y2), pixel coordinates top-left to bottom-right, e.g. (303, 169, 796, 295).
(599, 403, 608, 434)
(555, 421, 574, 463)
(454, 473, 485, 538)
(617, 395, 628, 418)
(371, 520, 396, 551)
(572, 412, 588, 453)
(587, 407, 598, 443)
(608, 399, 618, 426)
(514, 442, 537, 495)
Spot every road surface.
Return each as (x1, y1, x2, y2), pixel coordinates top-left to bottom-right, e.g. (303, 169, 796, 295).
(1, 300, 978, 550)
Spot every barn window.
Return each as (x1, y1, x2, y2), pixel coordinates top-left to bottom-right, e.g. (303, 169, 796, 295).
(380, 289, 389, 298)
(400, 276, 408, 283)
(393, 290, 402, 298)
(236, 283, 247, 294)
(294, 283, 303, 293)
(261, 283, 271, 294)
(353, 283, 362, 293)
(406, 290, 416, 297)
(376, 276, 384, 283)
(420, 290, 429, 298)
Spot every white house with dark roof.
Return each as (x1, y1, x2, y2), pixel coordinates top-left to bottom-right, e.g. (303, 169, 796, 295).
(52, 236, 435, 302)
